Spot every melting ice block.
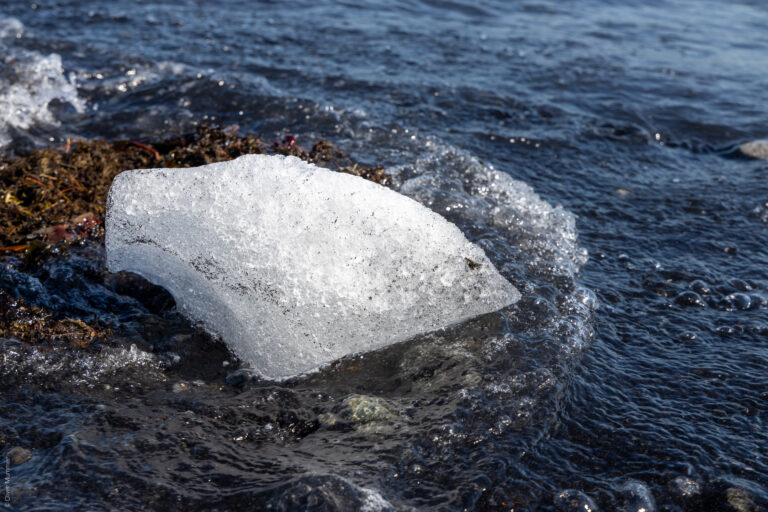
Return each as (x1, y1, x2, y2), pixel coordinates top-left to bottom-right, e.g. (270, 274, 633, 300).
(106, 154, 519, 380)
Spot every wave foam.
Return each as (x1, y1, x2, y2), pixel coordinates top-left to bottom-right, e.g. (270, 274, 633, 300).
(0, 18, 85, 147)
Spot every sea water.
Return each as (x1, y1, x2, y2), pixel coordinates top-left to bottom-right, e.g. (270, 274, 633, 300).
(1, 1, 767, 509)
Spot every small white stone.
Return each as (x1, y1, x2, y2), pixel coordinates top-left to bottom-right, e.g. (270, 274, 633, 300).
(740, 139, 768, 160)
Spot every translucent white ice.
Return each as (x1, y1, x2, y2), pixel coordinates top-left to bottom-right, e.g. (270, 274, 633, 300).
(105, 154, 519, 380)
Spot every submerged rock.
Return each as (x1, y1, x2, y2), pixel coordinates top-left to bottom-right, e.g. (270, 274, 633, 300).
(319, 394, 399, 433)
(106, 154, 519, 380)
(726, 487, 763, 512)
(6, 446, 32, 466)
(340, 395, 397, 423)
(740, 140, 768, 160)
(669, 476, 701, 499)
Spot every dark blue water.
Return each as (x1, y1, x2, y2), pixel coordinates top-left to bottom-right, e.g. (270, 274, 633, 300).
(1, 1, 768, 510)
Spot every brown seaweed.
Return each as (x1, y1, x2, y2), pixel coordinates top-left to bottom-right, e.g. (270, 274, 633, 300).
(0, 289, 106, 348)
(0, 124, 389, 249)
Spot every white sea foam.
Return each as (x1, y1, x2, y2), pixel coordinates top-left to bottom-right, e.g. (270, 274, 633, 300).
(359, 486, 394, 512)
(0, 342, 166, 386)
(0, 17, 23, 39)
(391, 141, 587, 275)
(106, 154, 519, 380)
(371, 139, 595, 425)
(0, 18, 85, 147)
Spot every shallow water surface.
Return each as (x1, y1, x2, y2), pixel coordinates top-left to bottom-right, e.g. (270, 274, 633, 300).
(1, 1, 767, 510)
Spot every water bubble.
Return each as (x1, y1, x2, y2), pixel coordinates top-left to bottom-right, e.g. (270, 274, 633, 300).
(728, 279, 752, 292)
(688, 280, 711, 295)
(554, 489, 599, 511)
(617, 481, 656, 512)
(674, 291, 706, 307)
(0, 18, 24, 39)
(727, 293, 752, 310)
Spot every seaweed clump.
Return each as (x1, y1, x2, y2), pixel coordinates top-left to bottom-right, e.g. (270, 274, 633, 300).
(0, 289, 105, 348)
(306, 139, 390, 185)
(0, 125, 389, 249)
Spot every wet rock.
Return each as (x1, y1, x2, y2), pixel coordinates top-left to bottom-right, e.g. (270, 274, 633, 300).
(740, 140, 768, 160)
(171, 382, 188, 393)
(225, 370, 250, 388)
(340, 394, 397, 424)
(318, 412, 341, 427)
(6, 446, 32, 466)
(554, 489, 599, 511)
(618, 481, 656, 512)
(674, 291, 707, 307)
(726, 487, 760, 512)
(668, 476, 701, 499)
(668, 475, 705, 508)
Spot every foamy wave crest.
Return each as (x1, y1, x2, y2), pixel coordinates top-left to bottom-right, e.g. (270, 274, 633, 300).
(0, 341, 169, 387)
(393, 140, 588, 277)
(0, 18, 85, 147)
(361, 137, 596, 436)
(0, 17, 23, 39)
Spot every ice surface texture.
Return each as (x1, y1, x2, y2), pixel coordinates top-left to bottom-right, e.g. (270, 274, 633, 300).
(106, 154, 519, 380)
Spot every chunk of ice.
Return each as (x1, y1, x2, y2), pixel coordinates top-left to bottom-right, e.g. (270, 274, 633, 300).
(106, 154, 519, 380)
